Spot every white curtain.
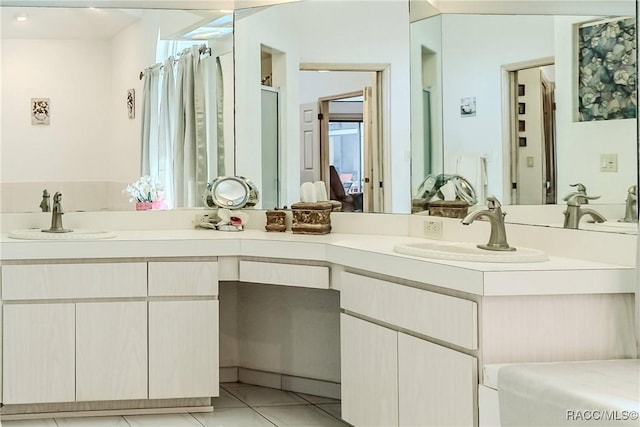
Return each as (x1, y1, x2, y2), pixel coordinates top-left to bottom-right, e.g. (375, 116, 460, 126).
(173, 46, 208, 208)
(140, 65, 160, 177)
(158, 57, 175, 208)
(140, 43, 221, 209)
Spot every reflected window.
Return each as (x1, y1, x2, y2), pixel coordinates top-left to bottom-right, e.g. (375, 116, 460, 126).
(329, 121, 364, 193)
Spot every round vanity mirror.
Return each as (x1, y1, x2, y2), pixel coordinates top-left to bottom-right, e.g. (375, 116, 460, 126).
(204, 176, 251, 209)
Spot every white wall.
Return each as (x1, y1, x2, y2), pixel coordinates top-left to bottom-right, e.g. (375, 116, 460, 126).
(110, 11, 159, 186)
(298, 71, 374, 105)
(235, 0, 411, 212)
(1, 39, 113, 183)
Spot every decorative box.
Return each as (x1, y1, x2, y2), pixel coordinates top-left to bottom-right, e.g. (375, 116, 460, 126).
(265, 210, 287, 232)
(291, 202, 332, 235)
(427, 200, 470, 219)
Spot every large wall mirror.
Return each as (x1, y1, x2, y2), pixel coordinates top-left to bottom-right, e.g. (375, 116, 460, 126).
(411, 0, 638, 234)
(0, 4, 234, 212)
(234, 0, 411, 213)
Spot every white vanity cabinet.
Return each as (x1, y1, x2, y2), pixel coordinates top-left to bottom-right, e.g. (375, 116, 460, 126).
(75, 301, 148, 401)
(341, 314, 399, 427)
(148, 261, 219, 399)
(340, 272, 478, 427)
(3, 303, 76, 404)
(1, 260, 219, 408)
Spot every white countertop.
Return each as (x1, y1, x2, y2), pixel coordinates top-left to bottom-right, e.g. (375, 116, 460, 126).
(0, 229, 634, 297)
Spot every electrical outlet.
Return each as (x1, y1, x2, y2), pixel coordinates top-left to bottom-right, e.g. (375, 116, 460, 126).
(423, 219, 443, 238)
(600, 153, 618, 172)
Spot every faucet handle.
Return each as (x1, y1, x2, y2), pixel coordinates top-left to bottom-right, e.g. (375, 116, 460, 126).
(565, 192, 600, 206)
(569, 183, 587, 193)
(485, 195, 502, 209)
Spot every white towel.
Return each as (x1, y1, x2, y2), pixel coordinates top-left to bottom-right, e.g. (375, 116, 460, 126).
(454, 155, 487, 203)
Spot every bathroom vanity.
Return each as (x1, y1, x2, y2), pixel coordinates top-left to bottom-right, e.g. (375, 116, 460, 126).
(0, 212, 635, 425)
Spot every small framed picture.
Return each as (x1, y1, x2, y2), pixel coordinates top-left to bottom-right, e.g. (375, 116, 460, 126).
(31, 98, 50, 125)
(518, 84, 525, 97)
(519, 137, 527, 147)
(518, 120, 526, 132)
(460, 97, 476, 117)
(518, 103, 526, 115)
(127, 89, 135, 119)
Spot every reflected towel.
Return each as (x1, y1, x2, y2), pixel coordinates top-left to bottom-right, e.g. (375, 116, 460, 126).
(445, 154, 487, 202)
(498, 359, 640, 426)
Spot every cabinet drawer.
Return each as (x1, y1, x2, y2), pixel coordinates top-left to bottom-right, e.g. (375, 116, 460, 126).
(341, 272, 477, 350)
(239, 261, 329, 289)
(2, 263, 146, 300)
(148, 261, 218, 297)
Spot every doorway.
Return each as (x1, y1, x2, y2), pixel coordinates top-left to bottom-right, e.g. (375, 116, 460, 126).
(299, 65, 385, 213)
(504, 59, 557, 205)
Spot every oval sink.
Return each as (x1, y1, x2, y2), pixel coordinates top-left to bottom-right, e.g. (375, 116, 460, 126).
(393, 241, 548, 263)
(9, 229, 116, 240)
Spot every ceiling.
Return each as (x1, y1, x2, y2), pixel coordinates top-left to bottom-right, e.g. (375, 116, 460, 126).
(1, 7, 142, 39)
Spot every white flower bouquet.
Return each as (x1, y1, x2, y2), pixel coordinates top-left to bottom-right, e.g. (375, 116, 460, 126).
(123, 176, 166, 210)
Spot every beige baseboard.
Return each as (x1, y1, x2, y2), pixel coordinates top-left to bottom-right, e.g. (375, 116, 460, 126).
(233, 367, 341, 400)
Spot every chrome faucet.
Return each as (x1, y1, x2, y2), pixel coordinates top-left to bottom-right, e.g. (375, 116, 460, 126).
(619, 185, 638, 223)
(39, 189, 50, 212)
(43, 192, 73, 233)
(563, 183, 592, 204)
(563, 194, 606, 229)
(461, 196, 515, 252)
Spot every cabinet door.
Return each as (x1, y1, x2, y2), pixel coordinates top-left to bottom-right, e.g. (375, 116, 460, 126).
(3, 303, 75, 404)
(76, 301, 147, 401)
(149, 300, 219, 399)
(398, 333, 477, 427)
(341, 314, 398, 427)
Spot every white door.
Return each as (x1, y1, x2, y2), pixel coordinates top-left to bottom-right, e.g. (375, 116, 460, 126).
(398, 332, 477, 426)
(149, 300, 219, 399)
(3, 303, 75, 404)
(341, 314, 399, 427)
(300, 102, 320, 184)
(76, 301, 147, 401)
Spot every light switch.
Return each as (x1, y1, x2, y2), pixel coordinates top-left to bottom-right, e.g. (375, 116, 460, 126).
(600, 153, 618, 172)
(526, 156, 534, 167)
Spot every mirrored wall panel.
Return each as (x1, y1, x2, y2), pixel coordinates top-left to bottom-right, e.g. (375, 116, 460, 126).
(0, 7, 234, 212)
(234, 1, 411, 212)
(410, 4, 638, 234)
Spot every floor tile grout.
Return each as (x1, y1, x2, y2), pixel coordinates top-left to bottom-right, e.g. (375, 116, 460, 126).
(188, 412, 206, 427)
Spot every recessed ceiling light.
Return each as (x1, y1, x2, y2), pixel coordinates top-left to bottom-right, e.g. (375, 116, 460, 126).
(15, 13, 28, 22)
(318, 70, 330, 73)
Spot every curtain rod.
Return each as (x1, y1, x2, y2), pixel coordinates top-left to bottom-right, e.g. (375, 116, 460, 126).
(139, 45, 212, 80)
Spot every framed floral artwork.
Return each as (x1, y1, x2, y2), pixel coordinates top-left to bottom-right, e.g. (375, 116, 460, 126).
(31, 98, 50, 125)
(578, 16, 636, 121)
(127, 89, 135, 119)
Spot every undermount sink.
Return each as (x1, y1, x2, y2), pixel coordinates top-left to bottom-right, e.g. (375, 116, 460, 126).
(393, 241, 548, 263)
(8, 229, 116, 240)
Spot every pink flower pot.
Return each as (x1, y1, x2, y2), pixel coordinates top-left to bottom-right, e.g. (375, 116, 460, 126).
(135, 202, 153, 211)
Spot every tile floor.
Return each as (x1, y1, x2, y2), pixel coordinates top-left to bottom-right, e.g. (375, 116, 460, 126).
(1, 383, 350, 427)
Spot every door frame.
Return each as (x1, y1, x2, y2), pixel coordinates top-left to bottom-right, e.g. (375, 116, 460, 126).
(300, 63, 388, 212)
(500, 57, 554, 205)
